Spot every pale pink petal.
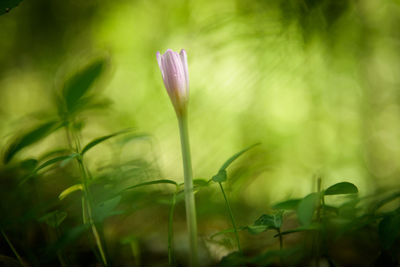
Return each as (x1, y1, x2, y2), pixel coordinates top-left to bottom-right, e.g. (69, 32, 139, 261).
(156, 51, 164, 78)
(156, 48, 190, 113)
(179, 49, 189, 92)
(163, 50, 185, 95)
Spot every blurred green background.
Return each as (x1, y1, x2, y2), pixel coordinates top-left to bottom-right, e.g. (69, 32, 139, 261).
(1, 0, 400, 255)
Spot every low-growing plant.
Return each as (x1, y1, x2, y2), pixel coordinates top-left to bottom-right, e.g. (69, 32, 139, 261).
(2, 52, 400, 267)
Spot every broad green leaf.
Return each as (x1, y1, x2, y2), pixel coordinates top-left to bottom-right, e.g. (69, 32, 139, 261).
(38, 210, 67, 228)
(35, 153, 79, 173)
(379, 212, 400, 249)
(254, 212, 283, 229)
(219, 143, 260, 171)
(81, 129, 132, 156)
(59, 184, 84, 200)
(93, 196, 122, 222)
(3, 121, 60, 163)
(0, 0, 23, 15)
(272, 199, 301, 210)
(297, 193, 319, 226)
(124, 179, 178, 191)
(212, 170, 227, 183)
(324, 182, 358, 196)
(62, 59, 106, 113)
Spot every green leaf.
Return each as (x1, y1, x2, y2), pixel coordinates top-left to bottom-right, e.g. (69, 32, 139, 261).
(59, 184, 84, 200)
(212, 169, 227, 183)
(246, 212, 283, 235)
(19, 158, 38, 171)
(372, 192, 400, 211)
(254, 212, 283, 229)
(379, 213, 400, 249)
(124, 179, 178, 191)
(20, 154, 78, 185)
(210, 227, 246, 240)
(35, 153, 79, 173)
(219, 143, 260, 171)
(272, 199, 301, 210)
(0, 0, 23, 15)
(297, 193, 319, 226)
(210, 143, 259, 183)
(117, 133, 151, 146)
(93, 196, 122, 222)
(193, 178, 209, 187)
(246, 225, 269, 234)
(39, 148, 70, 161)
(38, 210, 67, 228)
(3, 121, 61, 163)
(324, 182, 358, 196)
(62, 59, 107, 113)
(81, 129, 132, 156)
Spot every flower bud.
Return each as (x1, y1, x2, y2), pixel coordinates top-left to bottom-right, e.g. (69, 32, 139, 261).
(156, 49, 189, 115)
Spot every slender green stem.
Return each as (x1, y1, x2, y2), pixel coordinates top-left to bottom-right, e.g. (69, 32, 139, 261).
(218, 182, 241, 252)
(315, 177, 322, 267)
(81, 196, 88, 224)
(177, 113, 198, 267)
(77, 159, 109, 267)
(316, 177, 322, 222)
(277, 228, 283, 265)
(1, 229, 25, 266)
(168, 188, 178, 267)
(277, 228, 283, 250)
(65, 124, 108, 267)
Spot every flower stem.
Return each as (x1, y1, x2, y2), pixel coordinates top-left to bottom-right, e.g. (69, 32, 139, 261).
(218, 182, 241, 252)
(168, 187, 178, 267)
(177, 112, 198, 267)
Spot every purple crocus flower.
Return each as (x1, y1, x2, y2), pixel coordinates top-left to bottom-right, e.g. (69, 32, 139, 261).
(156, 49, 189, 115)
